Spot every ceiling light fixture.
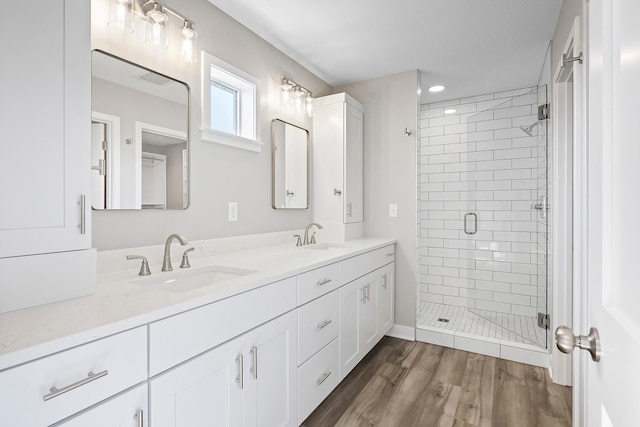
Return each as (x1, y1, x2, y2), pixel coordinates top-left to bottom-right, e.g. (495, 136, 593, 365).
(428, 85, 446, 93)
(281, 77, 314, 117)
(107, 0, 198, 63)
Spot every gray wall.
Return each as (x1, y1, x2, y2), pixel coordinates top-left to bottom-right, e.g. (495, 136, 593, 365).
(91, 0, 332, 250)
(336, 70, 419, 330)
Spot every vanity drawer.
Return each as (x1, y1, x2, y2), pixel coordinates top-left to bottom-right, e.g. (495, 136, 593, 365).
(298, 290, 339, 365)
(0, 326, 147, 427)
(380, 244, 395, 265)
(339, 249, 381, 285)
(298, 338, 339, 424)
(297, 262, 339, 305)
(149, 276, 297, 376)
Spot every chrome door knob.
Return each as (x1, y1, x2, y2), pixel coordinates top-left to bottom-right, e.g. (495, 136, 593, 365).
(555, 325, 601, 362)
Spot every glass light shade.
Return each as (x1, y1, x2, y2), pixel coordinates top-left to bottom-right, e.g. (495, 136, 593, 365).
(281, 81, 292, 102)
(179, 22, 198, 63)
(107, 0, 134, 34)
(305, 96, 313, 117)
(145, 6, 169, 48)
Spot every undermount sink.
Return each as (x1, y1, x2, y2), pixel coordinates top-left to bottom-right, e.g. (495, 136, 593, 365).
(132, 265, 256, 292)
(303, 242, 352, 250)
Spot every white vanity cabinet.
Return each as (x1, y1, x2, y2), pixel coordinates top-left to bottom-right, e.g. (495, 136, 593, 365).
(312, 93, 364, 224)
(0, 0, 95, 313)
(56, 384, 148, 427)
(0, 327, 147, 426)
(150, 311, 297, 427)
(338, 246, 395, 380)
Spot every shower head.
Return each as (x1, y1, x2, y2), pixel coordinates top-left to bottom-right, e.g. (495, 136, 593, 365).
(519, 122, 538, 136)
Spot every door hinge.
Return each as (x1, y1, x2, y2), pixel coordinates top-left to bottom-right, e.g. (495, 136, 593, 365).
(538, 312, 550, 330)
(538, 104, 550, 120)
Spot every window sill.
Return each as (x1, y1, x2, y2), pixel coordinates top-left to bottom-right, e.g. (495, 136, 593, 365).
(200, 127, 263, 153)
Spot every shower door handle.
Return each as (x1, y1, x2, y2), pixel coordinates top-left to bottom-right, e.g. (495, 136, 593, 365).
(464, 212, 477, 235)
(533, 196, 548, 218)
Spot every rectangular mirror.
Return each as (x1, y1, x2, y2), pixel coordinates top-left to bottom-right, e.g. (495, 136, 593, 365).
(91, 50, 190, 210)
(272, 119, 308, 209)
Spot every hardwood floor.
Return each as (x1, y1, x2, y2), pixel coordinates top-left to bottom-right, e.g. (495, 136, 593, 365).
(302, 337, 572, 427)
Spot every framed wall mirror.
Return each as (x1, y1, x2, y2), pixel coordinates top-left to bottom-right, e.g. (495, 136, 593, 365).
(272, 119, 308, 209)
(91, 50, 190, 210)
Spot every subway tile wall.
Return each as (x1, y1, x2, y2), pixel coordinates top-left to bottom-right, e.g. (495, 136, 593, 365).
(418, 87, 547, 318)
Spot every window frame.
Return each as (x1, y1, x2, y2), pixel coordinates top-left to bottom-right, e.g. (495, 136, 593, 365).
(200, 51, 262, 152)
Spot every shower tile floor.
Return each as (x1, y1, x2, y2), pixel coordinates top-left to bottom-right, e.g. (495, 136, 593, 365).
(417, 301, 547, 348)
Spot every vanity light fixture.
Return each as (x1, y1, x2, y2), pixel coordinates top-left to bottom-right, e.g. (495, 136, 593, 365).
(107, 0, 198, 63)
(281, 77, 314, 117)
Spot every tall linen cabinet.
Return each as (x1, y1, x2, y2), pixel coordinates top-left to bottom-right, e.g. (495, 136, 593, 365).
(312, 93, 364, 239)
(0, 0, 96, 313)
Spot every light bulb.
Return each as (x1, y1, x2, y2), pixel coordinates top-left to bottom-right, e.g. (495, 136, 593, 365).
(107, 0, 134, 34)
(179, 21, 198, 63)
(306, 95, 313, 117)
(145, 4, 169, 48)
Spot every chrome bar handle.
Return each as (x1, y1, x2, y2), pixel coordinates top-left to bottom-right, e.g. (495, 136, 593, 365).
(316, 371, 332, 385)
(91, 158, 106, 176)
(250, 346, 258, 379)
(360, 287, 366, 304)
(43, 370, 108, 401)
(333, 188, 342, 196)
(463, 212, 477, 235)
(317, 319, 332, 329)
(78, 195, 86, 234)
(346, 202, 353, 217)
(317, 278, 332, 286)
(382, 274, 388, 289)
(365, 283, 371, 302)
(286, 190, 294, 197)
(235, 355, 243, 389)
(134, 409, 144, 427)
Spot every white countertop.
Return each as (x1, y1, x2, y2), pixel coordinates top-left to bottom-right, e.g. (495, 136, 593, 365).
(0, 237, 394, 371)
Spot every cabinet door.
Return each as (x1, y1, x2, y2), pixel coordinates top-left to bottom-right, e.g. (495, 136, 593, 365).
(377, 263, 395, 338)
(0, 0, 91, 258)
(56, 384, 147, 427)
(338, 276, 365, 380)
(343, 103, 363, 223)
(360, 274, 379, 355)
(150, 337, 244, 427)
(244, 311, 298, 427)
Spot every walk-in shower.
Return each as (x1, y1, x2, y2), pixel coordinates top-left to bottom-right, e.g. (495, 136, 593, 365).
(417, 53, 551, 359)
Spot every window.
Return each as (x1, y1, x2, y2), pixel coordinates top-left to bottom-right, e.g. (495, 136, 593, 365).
(201, 52, 262, 152)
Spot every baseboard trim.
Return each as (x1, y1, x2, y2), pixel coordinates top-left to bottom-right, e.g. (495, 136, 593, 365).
(386, 324, 416, 341)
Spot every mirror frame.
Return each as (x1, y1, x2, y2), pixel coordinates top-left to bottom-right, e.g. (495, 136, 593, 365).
(91, 49, 191, 210)
(271, 118, 309, 210)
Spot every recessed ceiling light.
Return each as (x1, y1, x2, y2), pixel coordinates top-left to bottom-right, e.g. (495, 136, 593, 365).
(428, 85, 445, 93)
(444, 109, 456, 115)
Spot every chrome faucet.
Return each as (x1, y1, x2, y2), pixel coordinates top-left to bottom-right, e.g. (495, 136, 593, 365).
(161, 234, 189, 271)
(303, 223, 323, 245)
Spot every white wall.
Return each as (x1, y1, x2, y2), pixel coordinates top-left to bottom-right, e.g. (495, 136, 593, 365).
(91, 0, 332, 250)
(335, 70, 419, 330)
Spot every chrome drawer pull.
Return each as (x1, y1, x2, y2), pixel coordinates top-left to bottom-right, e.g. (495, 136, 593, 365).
(250, 346, 258, 379)
(235, 355, 243, 389)
(366, 283, 371, 302)
(316, 371, 332, 385)
(317, 278, 332, 286)
(43, 370, 108, 401)
(385, 252, 394, 257)
(382, 274, 388, 289)
(317, 319, 332, 329)
(134, 409, 144, 427)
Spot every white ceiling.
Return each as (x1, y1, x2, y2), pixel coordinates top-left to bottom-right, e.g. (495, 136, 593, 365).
(206, 0, 563, 103)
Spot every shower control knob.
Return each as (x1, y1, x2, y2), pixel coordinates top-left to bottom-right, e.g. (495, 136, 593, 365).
(555, 325, 601, 362)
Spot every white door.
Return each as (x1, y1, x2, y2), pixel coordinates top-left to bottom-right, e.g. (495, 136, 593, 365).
(243, 311, 297, 427)
(150, 337, 244, 427)
(580, 0, 640, 425)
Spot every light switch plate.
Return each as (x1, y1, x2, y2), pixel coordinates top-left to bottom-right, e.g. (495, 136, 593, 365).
(228, 202, 238, 221)
(389, 204, 398, 218)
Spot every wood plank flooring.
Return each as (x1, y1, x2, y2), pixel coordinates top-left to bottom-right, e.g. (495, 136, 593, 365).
(302, 337, 572, 427)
